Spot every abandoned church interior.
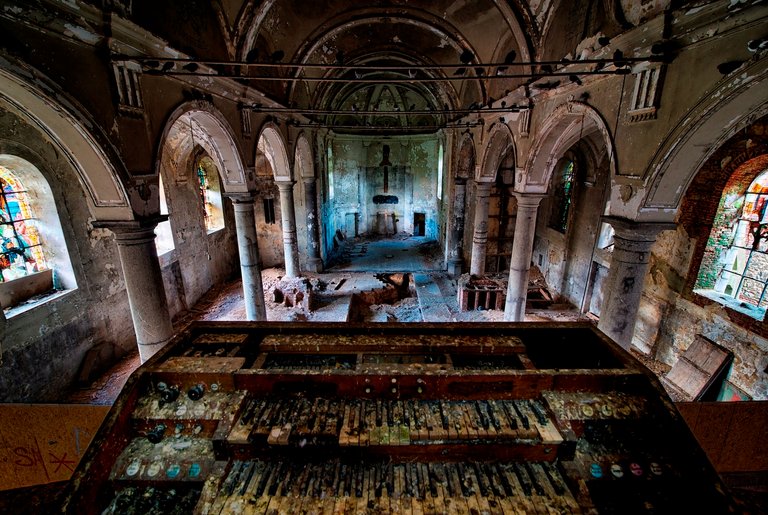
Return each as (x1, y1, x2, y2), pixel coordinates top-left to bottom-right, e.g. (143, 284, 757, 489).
(0, 0, 767, 511)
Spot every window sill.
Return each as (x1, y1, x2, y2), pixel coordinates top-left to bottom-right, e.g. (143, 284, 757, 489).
(4, 287, 74, 319)
(158, 248, 178, 268)
(693, 289, 766, 321)
(0, 269, 53, 309)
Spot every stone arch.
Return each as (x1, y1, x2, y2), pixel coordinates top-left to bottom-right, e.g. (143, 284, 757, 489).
(257, 123, 292, 181)
(478, 123, 515, 182)
(0, 65, 132, 221)
(642, 60, 768, 218)
(523, 101, 616, 193)
(157, 101, 247, 192)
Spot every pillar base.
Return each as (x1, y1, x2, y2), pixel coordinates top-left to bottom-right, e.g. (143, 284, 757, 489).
(305, 257, 323, 273)
(138, 339, 170, 363)
(447, 258, 464, 277)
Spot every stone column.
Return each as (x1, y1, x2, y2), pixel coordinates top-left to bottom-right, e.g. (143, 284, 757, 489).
(504, 194, 545, 321)
(597, 217, 675, 349)
(303, 177, 323, 272)
(230, 194, 267, 321)
(447, 178, 467, 276)
(107, 221, 173, 362)
(276, 180, 301, 278)
(469, 181, 493, 276)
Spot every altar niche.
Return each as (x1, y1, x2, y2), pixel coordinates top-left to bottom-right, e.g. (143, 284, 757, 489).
(364, 162, 413, 236)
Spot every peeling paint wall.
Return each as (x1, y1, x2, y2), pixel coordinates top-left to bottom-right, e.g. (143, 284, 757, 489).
(0, 107, 135, 402)
(158, 157, 239, 315)
(254, 175, 285, 268)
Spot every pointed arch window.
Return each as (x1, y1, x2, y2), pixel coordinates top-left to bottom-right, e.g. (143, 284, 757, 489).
(154, 175, 175, 256)
(549, 159, 576, 233)
(437, 142, 444, 200)
(695, 168, 768, 319)
(327, 146, 335, 200)
(194, 154, 225, 232)
(0, 167, 47, 281)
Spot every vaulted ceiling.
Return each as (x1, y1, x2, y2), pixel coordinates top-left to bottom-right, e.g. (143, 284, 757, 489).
(127, 0, 646, 132)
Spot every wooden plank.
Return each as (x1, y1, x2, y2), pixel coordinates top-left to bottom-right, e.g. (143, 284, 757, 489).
(0, 404, 109, 490)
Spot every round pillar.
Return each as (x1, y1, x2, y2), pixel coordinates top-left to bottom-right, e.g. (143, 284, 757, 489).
(110, 223, 173, 362)
(597, 217, 674, 349)
(276, 181, 301, 278)
(469, 182, 493, 276)
(504, 194, 545, 321)
(230, 194, 267, 321)
(447, 178, 467, 277)
(303, 177, 323, 273)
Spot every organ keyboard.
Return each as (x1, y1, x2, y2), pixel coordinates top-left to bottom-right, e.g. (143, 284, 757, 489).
(63, 323, 741, 514)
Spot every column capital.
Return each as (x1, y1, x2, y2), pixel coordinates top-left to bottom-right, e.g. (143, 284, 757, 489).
(92, 216, 167, 244)
(302, 176, 317, 184)
(92, 215, 167, 232)
(225, 192, 257, 205)
(602, 216, 676, 242)
(454, 177, 468, 186)
(512, 192, 547, 208)
(275, 180, 297, 190)
(475, 181, 493, 194)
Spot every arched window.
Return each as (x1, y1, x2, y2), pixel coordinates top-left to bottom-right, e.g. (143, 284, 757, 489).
(0, 158, 75, 313)
(549, 158, 576, 233)
(195, 154, 225, 232)
(695, 168, 768, 319)
(327, 146, 335, 200)
(154, 175, 175, 256)
(0, 166, 46, 281)
(437, 142, 444, 200)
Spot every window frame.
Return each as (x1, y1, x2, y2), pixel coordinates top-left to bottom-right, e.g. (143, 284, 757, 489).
(548, 156, 577, 234)
(694, 169, 768, 320)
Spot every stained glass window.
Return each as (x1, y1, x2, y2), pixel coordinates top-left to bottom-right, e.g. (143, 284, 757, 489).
(712, 170, 768, 310)
(0, 166, 47, 282)
(550, 160, 575, 233)
(194, 155, 225, 232)
(196, 161, 210, 224)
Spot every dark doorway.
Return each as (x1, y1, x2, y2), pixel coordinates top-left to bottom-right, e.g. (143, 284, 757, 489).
(413, 213, 426, 236)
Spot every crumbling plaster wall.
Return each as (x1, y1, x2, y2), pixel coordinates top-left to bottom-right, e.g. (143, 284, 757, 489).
(157, 162, 238, 318)
(640, 227, 768, 400)
(253, 158, 285, 268)
(0, 108, 135, 402)
(533, 152, 610, 307)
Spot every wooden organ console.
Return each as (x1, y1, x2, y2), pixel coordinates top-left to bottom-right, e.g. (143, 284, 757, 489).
(63, 322, 740, 514)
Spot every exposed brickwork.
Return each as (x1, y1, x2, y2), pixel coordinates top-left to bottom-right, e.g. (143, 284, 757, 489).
(678, 115, 768, 337)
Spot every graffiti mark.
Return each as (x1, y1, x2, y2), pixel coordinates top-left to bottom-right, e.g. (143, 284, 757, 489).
(48, 452, 76, 473)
